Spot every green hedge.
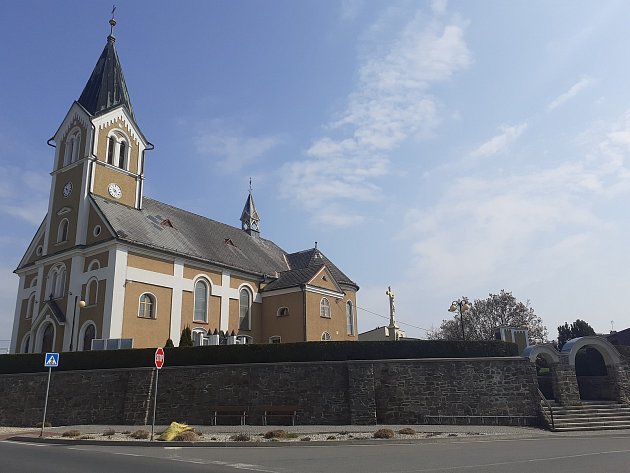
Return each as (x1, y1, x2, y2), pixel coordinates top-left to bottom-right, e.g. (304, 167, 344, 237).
(0, 340, 518, 374)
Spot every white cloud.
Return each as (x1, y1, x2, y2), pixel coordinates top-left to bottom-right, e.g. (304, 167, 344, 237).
(0, 166, 48, 225)
(468, 123, 528, 159)
(341, 0, 364, 21)
(431, 0, 448, 16)
(194, 124, 283, 173)
(548, 77, 594, 111)
(281, 6, 471, 224)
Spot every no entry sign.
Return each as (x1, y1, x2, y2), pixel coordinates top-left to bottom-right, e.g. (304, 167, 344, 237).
(155, 347, 165, 369)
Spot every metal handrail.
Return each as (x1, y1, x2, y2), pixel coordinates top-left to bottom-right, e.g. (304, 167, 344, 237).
(538, 388, 555, 431)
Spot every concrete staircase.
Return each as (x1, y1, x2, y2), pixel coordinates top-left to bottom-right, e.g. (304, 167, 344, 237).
(541, 400, 630, 431)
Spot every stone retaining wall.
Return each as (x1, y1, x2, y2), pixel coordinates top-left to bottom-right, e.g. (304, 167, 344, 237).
(0, 357, 540, 427)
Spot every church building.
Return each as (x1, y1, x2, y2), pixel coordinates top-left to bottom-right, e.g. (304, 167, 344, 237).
(10, 20, 359, 354)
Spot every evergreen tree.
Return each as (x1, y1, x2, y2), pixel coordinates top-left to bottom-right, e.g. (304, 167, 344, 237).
(164, 338, 174, 348)
(179, 326, 193, 347)
(557, 319, 595, 350)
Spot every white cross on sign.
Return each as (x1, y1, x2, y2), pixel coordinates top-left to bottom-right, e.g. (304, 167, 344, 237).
(44, 352, 59, 368)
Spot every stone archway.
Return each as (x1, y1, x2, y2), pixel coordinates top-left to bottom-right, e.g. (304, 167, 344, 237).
(562, 336, 622, 402)
(523, 345, 560, 401)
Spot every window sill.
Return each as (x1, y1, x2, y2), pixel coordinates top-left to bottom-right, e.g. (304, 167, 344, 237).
(193, 320, 208, 324)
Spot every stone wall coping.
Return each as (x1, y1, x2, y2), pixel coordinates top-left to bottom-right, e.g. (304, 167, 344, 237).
(0, 356, 528, 377)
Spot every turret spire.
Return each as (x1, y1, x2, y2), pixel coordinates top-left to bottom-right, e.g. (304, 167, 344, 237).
(241, 180, 260, 237)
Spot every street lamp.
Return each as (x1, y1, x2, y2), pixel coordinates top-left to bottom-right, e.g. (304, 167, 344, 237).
(448, 297, 471, 341)
(69, 295, 86, 352)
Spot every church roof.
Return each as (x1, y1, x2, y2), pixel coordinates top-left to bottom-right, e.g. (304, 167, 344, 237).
(90, 195, 358, 289)
(78, 35, 135, 120)
(92, 195, 287, 276)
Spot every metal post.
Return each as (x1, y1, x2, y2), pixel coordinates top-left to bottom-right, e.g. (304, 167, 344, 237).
(40, 367, 52, 437)
(459, 306, 465, 341)
(69, 295, 78, 352)
(151, 368, 159, 441)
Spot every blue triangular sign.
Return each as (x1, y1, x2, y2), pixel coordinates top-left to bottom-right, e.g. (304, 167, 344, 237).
(44, 352, 59, 367)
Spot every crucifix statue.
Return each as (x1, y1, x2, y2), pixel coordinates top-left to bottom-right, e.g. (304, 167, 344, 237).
(386, 286, 397, 327)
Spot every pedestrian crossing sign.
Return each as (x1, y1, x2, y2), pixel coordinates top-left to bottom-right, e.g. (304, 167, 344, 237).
(44, 352, 59, 368)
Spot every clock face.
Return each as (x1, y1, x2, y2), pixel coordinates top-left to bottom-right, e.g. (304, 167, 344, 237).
(63, 181, 73, 198)
(108, 183, 122, 199)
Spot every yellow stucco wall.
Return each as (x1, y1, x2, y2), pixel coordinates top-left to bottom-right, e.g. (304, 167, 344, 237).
(183, 265, 222, 286)
(47, 164, 84, 251)
(95, 117, 141, 172)
(305, 290, 357, 341)
(56, 120, 88, 170)
(180, 291, 221, 333)
(121, 281, 172, 349)
(92, 162, 137, 207)
(127, 252, 174, 275)
(83, 251, 109, 272)
(85, 206, 113, 246)
(261, 291, 305, 343)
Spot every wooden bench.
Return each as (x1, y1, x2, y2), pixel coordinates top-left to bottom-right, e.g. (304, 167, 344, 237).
(256, 405, 298, 426)
(210, 406, 247, 426)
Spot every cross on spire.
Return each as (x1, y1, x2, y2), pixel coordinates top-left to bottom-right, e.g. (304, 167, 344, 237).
(109, 5, 117, 37)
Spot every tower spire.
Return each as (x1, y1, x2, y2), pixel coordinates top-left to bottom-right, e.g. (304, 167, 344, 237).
(241, 180, 260, 237)
(109, 5, 117, 39)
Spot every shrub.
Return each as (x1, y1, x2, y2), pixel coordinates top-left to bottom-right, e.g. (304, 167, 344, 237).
(230, 433, 251, 442)
(326, 435, 337, 440)
(62, 430, 81, 438)
(399, 428, 416, 435)
(179, 326, 193, 347)
(286, 432, 299, 439)
(103, 428, 116, 436)
(174, 430, 201, 442)
(300, 437, 311, 441)
(373, 428, 395, 439)
(164, 338, 174, 348)
(264, 429, 288, 439)
(130, 429, 150, 439)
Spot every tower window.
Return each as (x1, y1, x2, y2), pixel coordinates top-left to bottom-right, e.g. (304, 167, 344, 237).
(57, 219, 69, 243)
(47, 265, 66, 299)
(25, 293, 36, 319)
(321, 331, 332, 341)
(106, 131, 130, 170)
(277, 307, 289, 317)
(63, 129, 81, 166)
(85, 278, 98, 306)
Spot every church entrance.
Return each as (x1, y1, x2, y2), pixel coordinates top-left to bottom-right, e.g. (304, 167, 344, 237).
(575, 346, 613, 401)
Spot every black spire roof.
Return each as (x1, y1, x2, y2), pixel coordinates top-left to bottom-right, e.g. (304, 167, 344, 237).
(78, 34, 135, 119)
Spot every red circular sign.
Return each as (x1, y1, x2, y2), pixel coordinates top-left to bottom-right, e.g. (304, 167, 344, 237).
(155, 347, 165, 369)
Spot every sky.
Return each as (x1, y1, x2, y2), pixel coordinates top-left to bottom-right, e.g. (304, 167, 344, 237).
(2, 0, 630, 349)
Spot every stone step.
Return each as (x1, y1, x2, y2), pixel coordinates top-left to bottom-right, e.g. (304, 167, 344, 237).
(554, 424, 630, 432)
(540, 401, 630, 431)
(548, 408, 630, 416)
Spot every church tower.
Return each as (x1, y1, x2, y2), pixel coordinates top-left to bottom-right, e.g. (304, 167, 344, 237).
(240, 182, 261, 237)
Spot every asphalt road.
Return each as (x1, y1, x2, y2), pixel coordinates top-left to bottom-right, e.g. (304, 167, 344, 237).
(2, 432, 630, 473)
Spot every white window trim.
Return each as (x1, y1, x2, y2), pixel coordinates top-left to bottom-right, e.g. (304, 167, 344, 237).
(320, 297, 331, 318)
(36, 320, 56, 353)
(138, 292, 157, 319)
(192, 327, 207, 346)
(21, 332, 31, 354)
(269, 335, 281, 344)
(346, 301, 355, 336)
(85, 277, 99, 306)
(238, 287, 252, 331)
(63, 127, 82, 167)
(321, 331, 332, 341)
(276, 306, 289, 317)
(106, 129, 131, 171)
(25, 292, 36, 319)
(46, 264, 67, 299)
(57, 218, 69, 243)
(87, 259, 100, 272)
(193, 278, 210, 323)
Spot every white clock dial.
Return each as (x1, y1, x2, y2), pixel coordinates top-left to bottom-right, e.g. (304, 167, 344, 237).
(108, 183, 122, 199)
(63, 181, 73, 198)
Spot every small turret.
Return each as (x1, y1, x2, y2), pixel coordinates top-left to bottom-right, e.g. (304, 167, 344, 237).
(240, 179, 260, 237)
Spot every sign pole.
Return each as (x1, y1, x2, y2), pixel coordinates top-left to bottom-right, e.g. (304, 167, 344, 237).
(151, 367, 159, 441)
(40, 366, 52, 438)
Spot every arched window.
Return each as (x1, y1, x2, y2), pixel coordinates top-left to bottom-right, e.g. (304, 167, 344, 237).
(81, 324, 96, 351)
(346, 301, 355, 335)
(320, 298, 331, 318)
(321, 331, 332, 341)
(138, 293, 156, 319)
(194, 280, 208, 322)
(239, 288, 251, 330)
(86, 279, 98, 306)
(21, 334, 30, 354)
(106, 131, 129, 170)
(269, 335, 281, 344)
(63, 129, 81, 166)
(57, 219, 69, 243)
(26, 293, 36, 319)
(47, 265, 66, 299)
(41, 323, 54, 353)
(107, 136, 116, 165)
(277, 307, 289, 317)
(30, 277, 38, 288)
(192, 328, 207, 346)
(87, 260, 100, 272)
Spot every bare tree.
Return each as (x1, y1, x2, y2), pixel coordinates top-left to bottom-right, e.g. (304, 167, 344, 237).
(428, 290, 547, 343)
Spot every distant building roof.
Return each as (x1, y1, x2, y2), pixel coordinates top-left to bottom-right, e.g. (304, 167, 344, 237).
(607, 328, 630, 346)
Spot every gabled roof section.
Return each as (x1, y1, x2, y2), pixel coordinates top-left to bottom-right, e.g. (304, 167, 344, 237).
(40, 299, 66, 324)
(262, 266, 323, 292)
(16, 216, 47, 271)
(78, 34, 135, 120)
(286, 248, 358, 289)
(91, 195, 288, 276)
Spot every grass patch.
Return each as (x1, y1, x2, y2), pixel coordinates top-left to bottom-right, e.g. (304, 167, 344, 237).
(264, 429, 288, 439)
(174, 430, 201, 442)
(129, 429, 150, 440)
(102, 428, 116, 436)
(62, 430, 81, 438)
(373, 428, 395, 439)
(230, 433, 251, 442)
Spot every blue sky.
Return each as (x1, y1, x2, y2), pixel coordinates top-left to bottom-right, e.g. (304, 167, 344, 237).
(2, 1, 630, 348)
